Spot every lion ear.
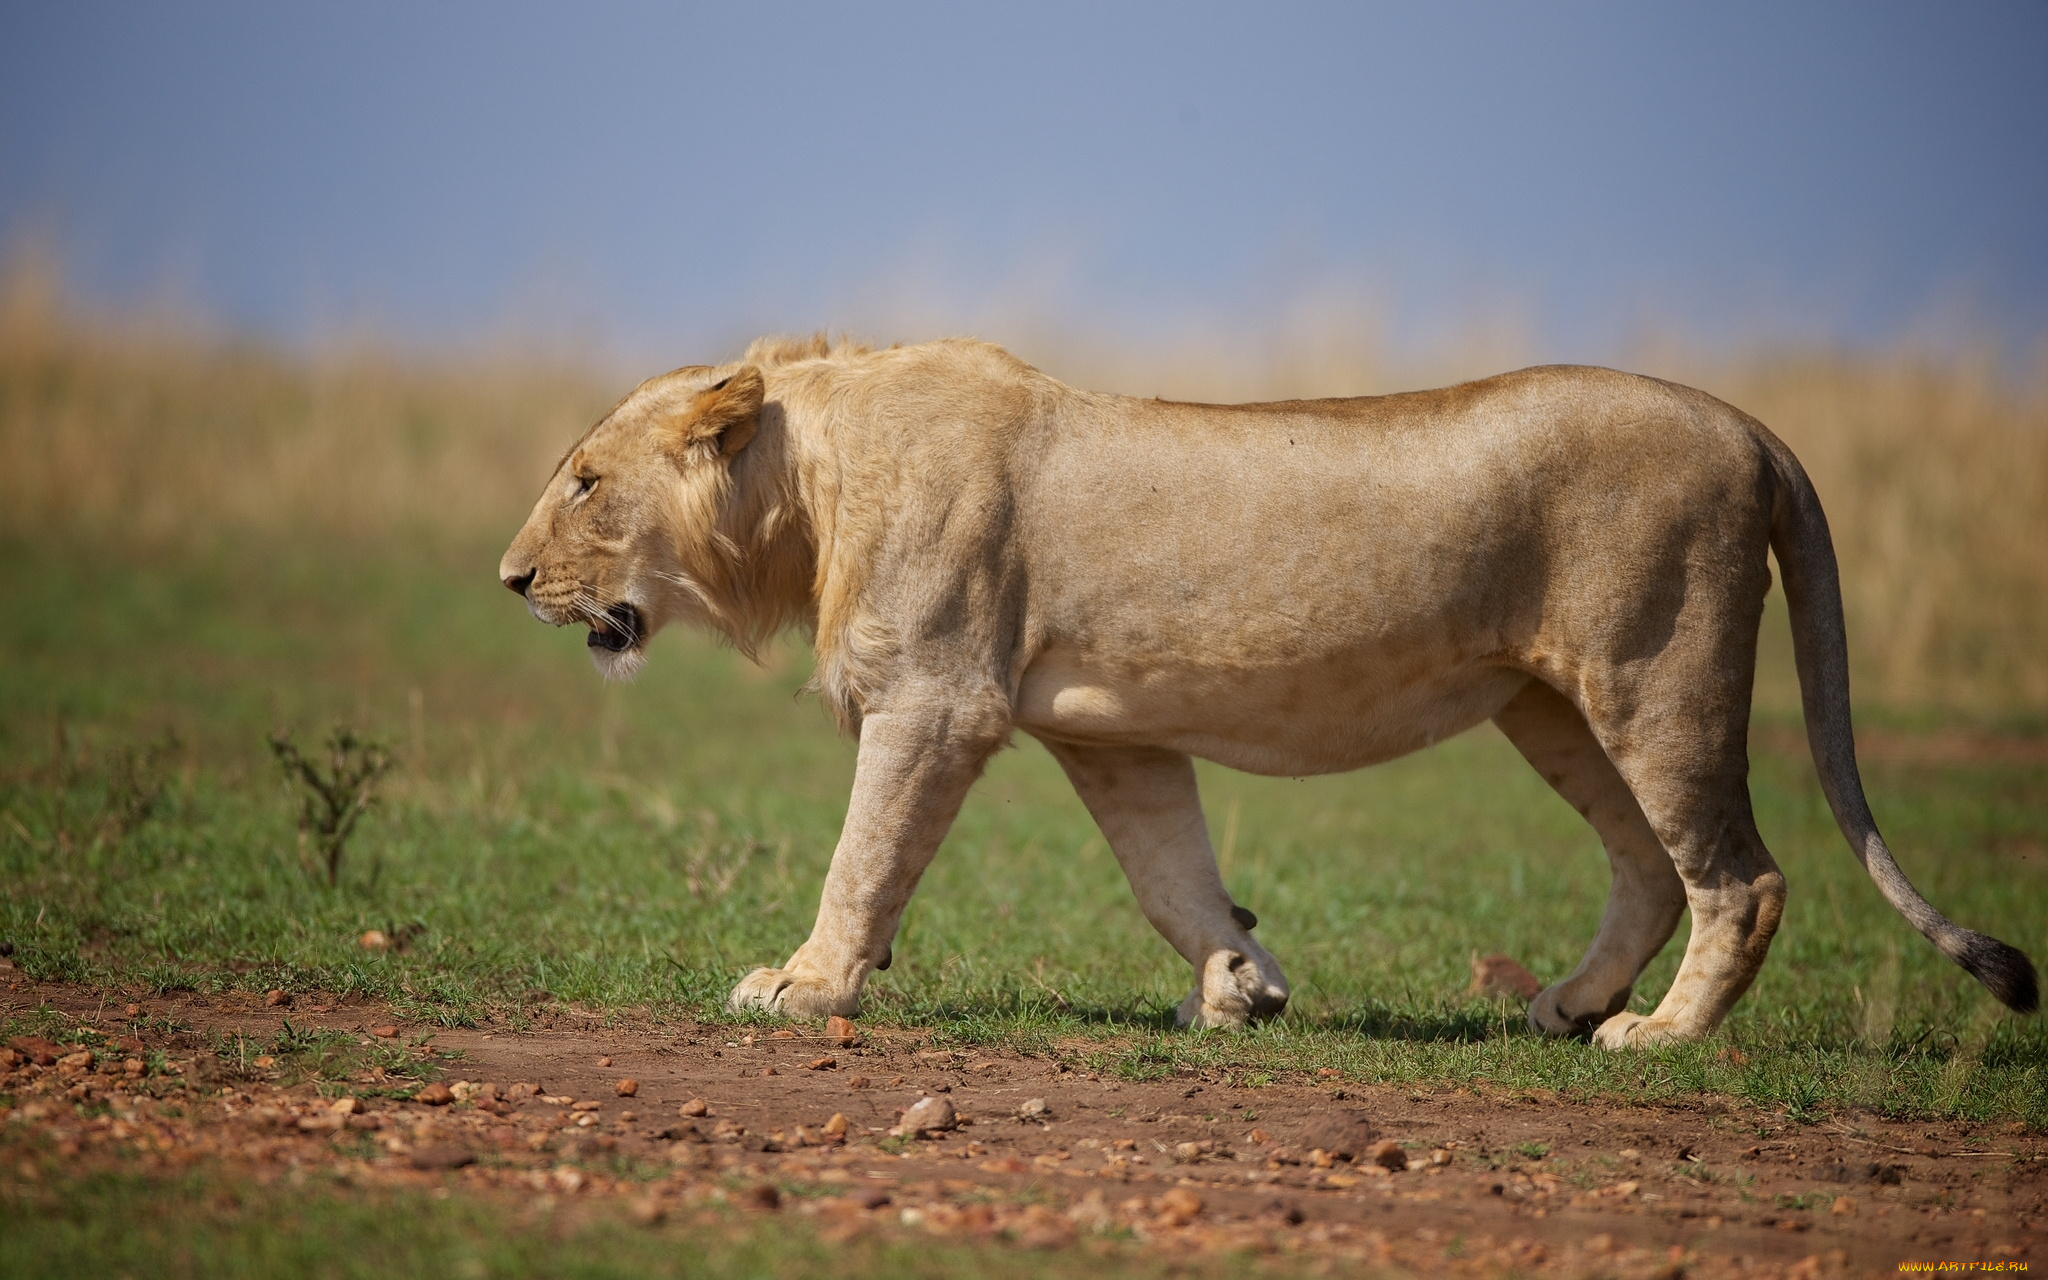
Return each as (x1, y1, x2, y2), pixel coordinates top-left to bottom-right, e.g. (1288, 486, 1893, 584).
(668, 365, 765, 459)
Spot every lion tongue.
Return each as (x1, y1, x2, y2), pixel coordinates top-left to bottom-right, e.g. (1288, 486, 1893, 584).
(587, 619, 629, 652)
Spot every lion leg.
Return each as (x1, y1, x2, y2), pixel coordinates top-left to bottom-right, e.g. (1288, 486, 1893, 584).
(1586, 792, 1785, 1049)
(1493, 680, 1687, 1037)
(1577, 665, 1786, 1049)
(728, 702, 1002, 1020)
(1039, 739, 1288, 1029)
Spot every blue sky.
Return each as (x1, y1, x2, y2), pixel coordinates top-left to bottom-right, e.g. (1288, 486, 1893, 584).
(3, 2, 2044, 365)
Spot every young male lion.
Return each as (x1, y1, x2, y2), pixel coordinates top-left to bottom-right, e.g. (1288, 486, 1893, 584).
(500, 336, 2037, 1047)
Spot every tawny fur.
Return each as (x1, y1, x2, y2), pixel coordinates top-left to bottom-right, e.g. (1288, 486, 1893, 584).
(500, 337, 2038, 1045)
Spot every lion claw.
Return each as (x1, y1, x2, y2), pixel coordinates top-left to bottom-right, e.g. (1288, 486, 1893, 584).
(1590, 1011, 1679, 1049)
(727, 966, 857, 1019)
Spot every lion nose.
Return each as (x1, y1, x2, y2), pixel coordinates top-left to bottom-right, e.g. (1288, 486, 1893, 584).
(503, 569, 536, 597)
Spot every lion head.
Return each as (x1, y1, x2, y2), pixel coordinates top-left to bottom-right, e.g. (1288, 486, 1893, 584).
(498, 362, 785, 680)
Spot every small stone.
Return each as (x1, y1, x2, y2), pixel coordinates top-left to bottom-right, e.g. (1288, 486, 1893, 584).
(619, 1110, 635, 1121)
(1017, 1097, 1049, 1119)
(741, 1183, 780, 1212)
(1300, 1113, 1378, 1161)
(850, 1186, 891, 1210)
(551, 1167, 585, 1193)
(505, 1082, 541, 1100)
(894, 1094, 957, 1137)
(358, 930, 389, 951)
(7, 1037, 59, 1067)
(370, 1025, 398, 1038)
(251, 1055, 276, 1070)
(1366, 1140, 1409, 1171)
(1832, 1195, 1858, 1217)
(761, 1066, 778, 1077)
(110, 1035, 145, 1054)
(414, 1082, 454, 1106)
(123, 1058, 144, 1076)
(767, 1029, 797, 1040)
(1156, 1187, 1204, 1226)
(822, 1112, 848, 1138)
(615, 1078, 638, 1097)
(265, 989, 291, 1008)
(627, 1197, 665, 1226)
(1467, 952, 1543, 1000)
(296, 1113, 345, 1133)
(1248, 1128, 1271, 1145)
(825, 1015, 858, 1046)
(329, 1096, 363, 1115)
(57, 1049, 95, 1071)
(570, 1100, 602, 1111)
(847, 1076, 872, 1089)
(123, 1004, 140, 1017)
(597, 1056, 612, 1067)
(806, 1056, 837, 1071)
(679, 1098, 709, 1117)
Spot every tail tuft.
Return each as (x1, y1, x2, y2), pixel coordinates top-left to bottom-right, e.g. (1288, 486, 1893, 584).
(1956, 933, 2040, 1014)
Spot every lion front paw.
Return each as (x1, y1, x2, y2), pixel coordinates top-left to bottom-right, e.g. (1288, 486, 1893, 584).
(1175, 950, 1289, 1030)
(727, 967, 858, 1019)
(1589, 1011, 1691, 1049)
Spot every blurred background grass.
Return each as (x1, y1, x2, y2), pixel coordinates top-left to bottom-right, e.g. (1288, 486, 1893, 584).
(7, 253, 2044, 714)
(2, 251, 2044, 1124)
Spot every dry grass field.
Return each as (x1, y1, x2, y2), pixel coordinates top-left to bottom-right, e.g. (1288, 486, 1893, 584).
(7, 258, 2044, 715)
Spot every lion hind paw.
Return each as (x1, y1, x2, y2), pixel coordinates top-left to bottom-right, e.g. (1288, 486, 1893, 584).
(1590, 1011, 1691, 1049)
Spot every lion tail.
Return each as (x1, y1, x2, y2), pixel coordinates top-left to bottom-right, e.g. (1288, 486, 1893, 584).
(1761, 428, 2038, 1015)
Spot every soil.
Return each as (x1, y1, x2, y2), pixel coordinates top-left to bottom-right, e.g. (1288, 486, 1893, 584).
(4, 979, 2041, 1279)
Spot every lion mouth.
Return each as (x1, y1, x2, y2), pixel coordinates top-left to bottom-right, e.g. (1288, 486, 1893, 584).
(586, 602, 643, 653)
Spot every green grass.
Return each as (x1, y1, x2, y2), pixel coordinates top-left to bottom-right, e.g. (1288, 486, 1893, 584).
(3, 534, 2045, 1127)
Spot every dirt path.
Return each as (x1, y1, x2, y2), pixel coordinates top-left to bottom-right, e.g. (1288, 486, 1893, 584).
(4, 980, 2040, 1278)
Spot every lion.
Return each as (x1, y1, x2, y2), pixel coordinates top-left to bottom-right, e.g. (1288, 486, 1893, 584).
(499, 335, 2037, 1047)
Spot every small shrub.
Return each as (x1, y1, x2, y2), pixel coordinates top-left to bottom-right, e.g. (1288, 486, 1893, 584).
(104, 730, 180, 837)
(268, 726, 391, 886)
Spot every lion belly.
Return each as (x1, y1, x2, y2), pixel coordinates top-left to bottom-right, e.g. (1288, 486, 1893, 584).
(1013, 646, 1529, 775)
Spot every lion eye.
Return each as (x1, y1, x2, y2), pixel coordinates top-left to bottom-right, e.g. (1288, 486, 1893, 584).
(572, 473, 598, 497)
